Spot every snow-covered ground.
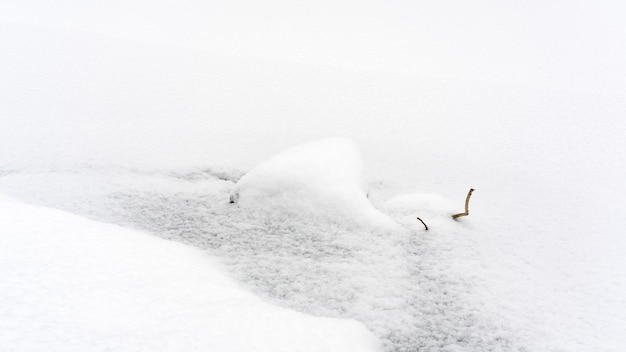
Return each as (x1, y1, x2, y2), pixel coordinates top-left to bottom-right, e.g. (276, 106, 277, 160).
(0, 195, 379, 352)
(1, 1, 626, 351)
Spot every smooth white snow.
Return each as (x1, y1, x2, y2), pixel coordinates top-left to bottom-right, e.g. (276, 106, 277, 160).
(231, 137, 395, 226)
(0, 195, 380, 352)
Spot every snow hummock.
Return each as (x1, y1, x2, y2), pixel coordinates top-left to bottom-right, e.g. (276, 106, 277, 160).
(0, 195, 380, 352)
(230, 137, 394, 226)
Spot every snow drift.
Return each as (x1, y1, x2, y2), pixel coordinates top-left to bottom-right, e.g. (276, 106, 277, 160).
(230, 138, 394, 226)
(0, 195, 380, 352)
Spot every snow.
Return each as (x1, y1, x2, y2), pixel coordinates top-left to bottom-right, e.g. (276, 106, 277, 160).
(0, 195, 380, 352)
(230, 137, 394, 226)
(2, 1, 626, 351)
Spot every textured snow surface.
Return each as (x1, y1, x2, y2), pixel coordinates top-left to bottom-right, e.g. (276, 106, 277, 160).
(0, 196, 380, 352)
(2, 134, 625, 351)
(0, 162, 513, 352)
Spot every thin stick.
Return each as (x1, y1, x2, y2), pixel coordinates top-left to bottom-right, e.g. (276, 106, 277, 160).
(416, 217, 428, 231)
(452, 188, 475, 220)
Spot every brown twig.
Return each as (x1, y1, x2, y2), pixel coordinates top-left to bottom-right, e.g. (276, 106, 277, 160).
(416, 217, 428, 231)
(452, 188, 475, 220)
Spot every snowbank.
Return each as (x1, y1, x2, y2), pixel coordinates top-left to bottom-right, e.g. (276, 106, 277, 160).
(0, 196, 380, 352)
(230, 138, 394, 226)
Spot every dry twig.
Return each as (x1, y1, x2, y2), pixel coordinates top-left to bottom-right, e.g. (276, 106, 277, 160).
(452, 188, 475, 220)
(416, 217, 428, 231)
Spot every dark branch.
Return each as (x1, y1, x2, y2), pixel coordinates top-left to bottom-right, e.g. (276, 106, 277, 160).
(416, 217, 428, 231)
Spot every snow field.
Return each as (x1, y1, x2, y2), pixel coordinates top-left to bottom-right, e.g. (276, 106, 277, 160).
(2, 6, 626, 351)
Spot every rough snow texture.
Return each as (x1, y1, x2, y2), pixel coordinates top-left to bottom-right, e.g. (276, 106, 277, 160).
(2, 134, 626, 351)
(0, 150, 525, 352)
(0, 196, 380, 352)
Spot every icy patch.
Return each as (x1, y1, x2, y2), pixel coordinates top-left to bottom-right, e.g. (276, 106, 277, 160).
(231, 138, 394, 227)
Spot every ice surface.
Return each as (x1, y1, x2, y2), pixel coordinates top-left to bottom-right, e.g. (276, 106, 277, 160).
(0, 196, 380, 352)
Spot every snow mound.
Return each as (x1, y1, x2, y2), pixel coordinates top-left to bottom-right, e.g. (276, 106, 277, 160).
(0, 195, 380, 352)
(231, 138, 393, 225)
(378, 193, 475, 233)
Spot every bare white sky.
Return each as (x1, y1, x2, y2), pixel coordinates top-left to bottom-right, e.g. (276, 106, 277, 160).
(2, 0, 625, 91)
